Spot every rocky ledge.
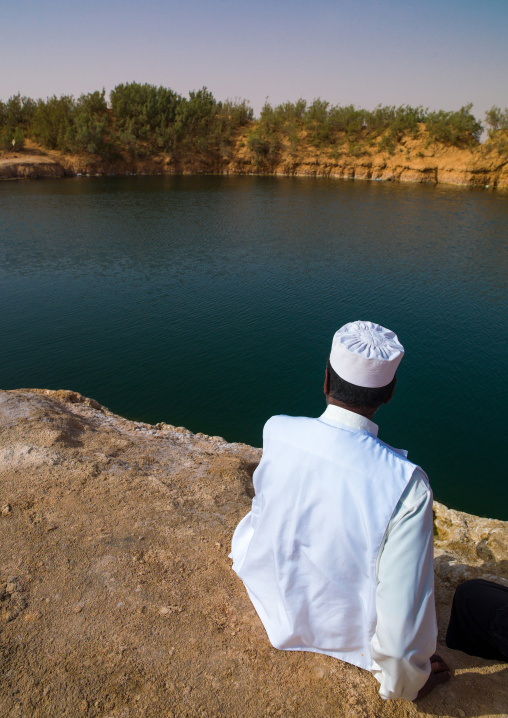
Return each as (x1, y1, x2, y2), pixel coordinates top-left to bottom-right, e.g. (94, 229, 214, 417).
(0, 156, 66, 179)
(1, 389, 507, 718)
(2, 131, 508, 189)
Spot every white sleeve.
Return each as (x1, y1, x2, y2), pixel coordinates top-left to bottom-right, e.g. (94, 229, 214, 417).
(370, 469, 437, 700)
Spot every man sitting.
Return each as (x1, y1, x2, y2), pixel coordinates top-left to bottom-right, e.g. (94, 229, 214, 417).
(231, 321, 450, 700)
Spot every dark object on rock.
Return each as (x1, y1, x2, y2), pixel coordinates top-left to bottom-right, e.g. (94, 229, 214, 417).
(446, 578, 508, 661)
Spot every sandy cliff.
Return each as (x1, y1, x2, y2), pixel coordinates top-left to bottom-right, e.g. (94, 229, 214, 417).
(1, 133, 508, 188)
(1, 389, 507, 718)
(226, 129, 508, 189)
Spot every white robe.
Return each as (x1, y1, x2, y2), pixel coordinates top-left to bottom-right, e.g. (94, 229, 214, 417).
(231, 405, 436, 700)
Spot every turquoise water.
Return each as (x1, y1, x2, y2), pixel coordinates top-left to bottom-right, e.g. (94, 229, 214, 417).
(1, 175, 507, 519)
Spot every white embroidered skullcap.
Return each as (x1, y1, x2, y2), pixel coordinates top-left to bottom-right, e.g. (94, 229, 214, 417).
(330, 321, 404, 388)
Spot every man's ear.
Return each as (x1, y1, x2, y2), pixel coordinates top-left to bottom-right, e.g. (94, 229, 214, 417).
(324, 365, 330, 396)
(384, 375, 397, 404)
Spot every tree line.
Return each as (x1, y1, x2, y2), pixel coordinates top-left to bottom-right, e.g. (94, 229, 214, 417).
(247, 100, 508, 161)
(0, 84, 253, 159)
(0, 84, 507, 160)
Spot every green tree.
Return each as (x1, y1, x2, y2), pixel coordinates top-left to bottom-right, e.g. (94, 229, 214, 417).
(426, 104, 482, 145)
(485, 106, 508, 135)
(30, 95, 75, 151)
(110, 82, 181, 155)
(68, 90, 118, 157)
(0, 94, 34, 149)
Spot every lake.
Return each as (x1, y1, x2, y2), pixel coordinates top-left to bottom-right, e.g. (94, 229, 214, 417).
(1, 175, 507, 519)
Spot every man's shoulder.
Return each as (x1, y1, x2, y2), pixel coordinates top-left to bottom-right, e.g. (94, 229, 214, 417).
(265, 414, 313, 426)
(263, 414, 311, 434)
(262, 414, 319, 441)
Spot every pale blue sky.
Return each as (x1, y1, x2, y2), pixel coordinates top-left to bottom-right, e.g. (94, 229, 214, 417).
(2, 0, 507, 121)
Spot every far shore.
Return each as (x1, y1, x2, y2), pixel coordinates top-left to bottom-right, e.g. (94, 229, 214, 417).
(1, 137, 508, 189)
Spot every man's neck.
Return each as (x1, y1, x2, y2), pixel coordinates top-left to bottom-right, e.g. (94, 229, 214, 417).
(325, 397, 377, 422)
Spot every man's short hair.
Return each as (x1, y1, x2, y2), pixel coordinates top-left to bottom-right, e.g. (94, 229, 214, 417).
(327, 359, 395, 409)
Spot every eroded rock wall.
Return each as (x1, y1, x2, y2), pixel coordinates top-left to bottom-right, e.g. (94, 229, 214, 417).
(2, 134, 508, 188)
(0, 159, 66, 179)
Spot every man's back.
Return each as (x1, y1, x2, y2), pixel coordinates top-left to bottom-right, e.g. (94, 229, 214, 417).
(232, 412, 417, 668)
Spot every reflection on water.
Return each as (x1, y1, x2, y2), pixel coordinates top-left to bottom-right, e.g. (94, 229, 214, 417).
(1, 176, 507, 519)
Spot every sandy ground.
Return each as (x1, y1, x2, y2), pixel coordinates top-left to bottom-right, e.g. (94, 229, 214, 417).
(1, 389, 507, 718)
(0, 153, 55, 166)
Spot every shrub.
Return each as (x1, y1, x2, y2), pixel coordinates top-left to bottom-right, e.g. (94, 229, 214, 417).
(0, 94, 35, 149)
(484, 106, 508, 155)
(348, 141, 362, 157)
(69, 90, 118, 157)
(110, 82, 181, 155)
(247, 127, 281, 166)
(30, 95, 75, 151)
(484, 106, 508, 135)
(0, 94, 35, 130)
(378, 133, 396, 155)
(426, 104, 482, 145)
